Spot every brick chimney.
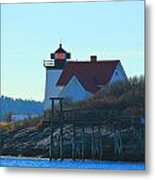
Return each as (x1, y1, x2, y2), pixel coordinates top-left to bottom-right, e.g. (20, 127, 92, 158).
(90, 55, 97, 62)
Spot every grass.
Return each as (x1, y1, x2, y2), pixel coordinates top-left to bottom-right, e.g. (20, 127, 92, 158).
(0, 116, 44, 132)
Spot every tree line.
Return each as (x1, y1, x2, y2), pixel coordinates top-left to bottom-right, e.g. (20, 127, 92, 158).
(0, 96, 43, 121)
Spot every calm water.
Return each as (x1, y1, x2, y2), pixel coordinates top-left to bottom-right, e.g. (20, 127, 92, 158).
(0, 157, 144, 170)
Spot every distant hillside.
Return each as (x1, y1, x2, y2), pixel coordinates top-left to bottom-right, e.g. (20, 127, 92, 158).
(0, 96, 43, 120)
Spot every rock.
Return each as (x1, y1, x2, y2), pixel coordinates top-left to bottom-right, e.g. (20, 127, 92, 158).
(36, 136, 50, 147)
(13, 128, 34, 140)
(42, 127, 50, 136)
(0, 121, 144, 161)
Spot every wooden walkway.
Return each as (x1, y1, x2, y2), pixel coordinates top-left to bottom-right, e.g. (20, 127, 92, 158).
(48, 97, 144, 161)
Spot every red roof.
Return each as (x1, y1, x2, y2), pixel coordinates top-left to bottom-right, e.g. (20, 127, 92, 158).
(57, 60, 120, 93)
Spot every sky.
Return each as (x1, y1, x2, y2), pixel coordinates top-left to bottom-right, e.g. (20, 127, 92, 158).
(1, 0, 144, 101)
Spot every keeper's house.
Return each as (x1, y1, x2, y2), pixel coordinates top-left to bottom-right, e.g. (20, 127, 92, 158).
(43, 44, 127, 110)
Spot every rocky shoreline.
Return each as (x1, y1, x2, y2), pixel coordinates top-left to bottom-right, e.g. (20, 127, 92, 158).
(0, 119, 144, 162)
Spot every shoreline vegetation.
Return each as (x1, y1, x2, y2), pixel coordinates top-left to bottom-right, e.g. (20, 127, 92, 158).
(0, 76, 145, 162)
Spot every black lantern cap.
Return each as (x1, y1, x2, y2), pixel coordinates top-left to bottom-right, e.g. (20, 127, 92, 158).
(51, 44, 71, 59)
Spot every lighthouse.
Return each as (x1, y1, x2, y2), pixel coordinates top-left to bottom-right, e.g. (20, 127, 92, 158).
(43, 44, 127, 110)
(43, 44, 71, 109)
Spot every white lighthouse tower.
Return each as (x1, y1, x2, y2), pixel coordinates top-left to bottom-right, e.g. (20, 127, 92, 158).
(43, 44, 71, 109)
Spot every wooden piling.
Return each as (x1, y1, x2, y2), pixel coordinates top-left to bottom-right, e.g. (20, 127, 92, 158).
(81, 125, 85, 160)
(98, 123, 103, 160)
(50, 121, 53, 160)
(51, 99, 54, 117)
(50, 99, 54, 161)
(59, 123, 63, 160)
(72, 124, 75, 160)
(91, 125, 94, 159)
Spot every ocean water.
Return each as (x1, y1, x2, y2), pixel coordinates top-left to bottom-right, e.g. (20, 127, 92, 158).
(0, 157, 144, 170)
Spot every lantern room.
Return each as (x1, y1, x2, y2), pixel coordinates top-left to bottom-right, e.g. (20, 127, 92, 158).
(50, 43, 71, 69)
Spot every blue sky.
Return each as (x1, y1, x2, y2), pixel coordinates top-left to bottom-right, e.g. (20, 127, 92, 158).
(1, 1, 144, 101)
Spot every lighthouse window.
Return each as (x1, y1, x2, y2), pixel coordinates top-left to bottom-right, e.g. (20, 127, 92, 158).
(55, 53, 66, 60)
